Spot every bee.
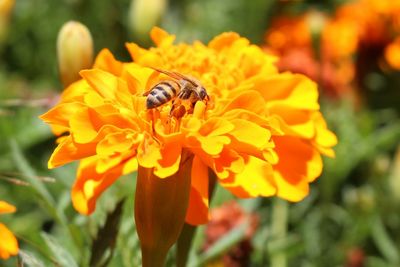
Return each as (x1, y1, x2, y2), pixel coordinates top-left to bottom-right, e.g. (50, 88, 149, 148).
(144, 68, 209, 118)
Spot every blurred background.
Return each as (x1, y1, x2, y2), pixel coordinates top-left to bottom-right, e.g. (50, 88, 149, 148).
(1, 0, 400, 266)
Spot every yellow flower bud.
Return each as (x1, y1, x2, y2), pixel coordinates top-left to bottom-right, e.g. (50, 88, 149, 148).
(57, 21, 93, 87)
(0, 0, 14, 18)
(306, 10, 327, 36)
(0, 0, 15, 43)
(128, 0, 167, 42)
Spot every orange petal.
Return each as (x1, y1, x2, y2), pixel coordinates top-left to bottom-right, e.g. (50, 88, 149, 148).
(39, 102, 85, 129)
(185, 156, 209, 225)
(193, 118, 234, 155)
(58, 79, 91, 104)
(216, 90, 267, 116)
(0, 201, 16, 214)
(150, 27, 176, 47)
(93, 48, 123, 75)
(273, 136, 323, 201)
(80, 69, 132, 108)
(69, 107, 99, 143)
(208, 32, 241, 51)
(211, 149, 245, 179)
(253, 73, 320, 110)
(222, 109, 283, 135)
(312, 112, 338, 157)
(71, 156, 131, 214)
(268, 108, 316, 139)
(48, 136, 96, 168)
(0, 223, 18, 260)
(153, 142, 182, 178)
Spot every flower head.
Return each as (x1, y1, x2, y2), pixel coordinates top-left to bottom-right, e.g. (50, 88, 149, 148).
(0, 201, 18, 260)
(41, 27, 336, 265)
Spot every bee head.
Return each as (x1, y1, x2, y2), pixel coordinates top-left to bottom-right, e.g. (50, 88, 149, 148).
(199, 87, 208, 100)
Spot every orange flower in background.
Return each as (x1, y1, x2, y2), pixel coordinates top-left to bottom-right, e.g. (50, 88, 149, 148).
(265, 15, 312, 52)
(204, 202, 258, 267)
(264, 12, 355, 97)
(0, 201, 18, 260)
(385, 37, 400, 70)
(41, 27, 336, 265)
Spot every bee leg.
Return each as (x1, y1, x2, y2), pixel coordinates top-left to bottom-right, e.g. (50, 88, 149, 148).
(170, 104, 186, 119)
(147, 109, 162, 144)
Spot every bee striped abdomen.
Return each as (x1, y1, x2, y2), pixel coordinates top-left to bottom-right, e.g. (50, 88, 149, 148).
(146, 82, 177, 109)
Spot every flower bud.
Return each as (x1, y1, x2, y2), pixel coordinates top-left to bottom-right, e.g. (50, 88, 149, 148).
(128, 0, 167, 42)
(0, 0, 15, 43)
(57, 21, 93, 87)
(135, 151, 193, 267)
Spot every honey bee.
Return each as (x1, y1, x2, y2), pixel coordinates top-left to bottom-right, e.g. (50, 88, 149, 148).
(144, 68, 209, 118)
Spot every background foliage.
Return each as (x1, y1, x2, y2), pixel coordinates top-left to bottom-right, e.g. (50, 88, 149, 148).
(1, 0, 400, 266)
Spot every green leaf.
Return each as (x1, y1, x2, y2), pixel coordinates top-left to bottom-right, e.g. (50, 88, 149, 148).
(371, 216, 399, 264)
(8, 138, 82, 250)
(90, 198, 125, 267)
(41, 232, 78, 267)
(18, 250, 46, 267)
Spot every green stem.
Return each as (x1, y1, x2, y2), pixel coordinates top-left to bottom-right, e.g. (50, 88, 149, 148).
(175, 169, 217, 267)
(270, 198, 288, 267)
(176, 223, 197, 267)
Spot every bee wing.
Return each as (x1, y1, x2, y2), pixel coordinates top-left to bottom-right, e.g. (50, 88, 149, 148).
(150, 68, 182, 80)
(171, 72, 199, 86)
(143, 68, 173, 96)
(151, 67, 199, 87)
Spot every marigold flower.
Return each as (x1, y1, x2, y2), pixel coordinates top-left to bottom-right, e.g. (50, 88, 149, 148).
(0, 201, 18, 260)
(41, 27, 336, 266)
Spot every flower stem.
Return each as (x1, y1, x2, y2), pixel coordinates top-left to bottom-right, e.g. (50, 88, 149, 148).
(176, 169, 217, 267)
(270, 198, 288, 267)
(176, 223, 196, 267)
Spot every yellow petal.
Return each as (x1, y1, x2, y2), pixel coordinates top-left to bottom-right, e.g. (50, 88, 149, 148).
(137, 134, 162, 169)
(228, 119, 272, 149)
(0, 223, 18, 260)
(0, 201, 16, 214)
(221, 156, 276, 197)
(69, 107, 99, 143)
(96, 131, 137, 156)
